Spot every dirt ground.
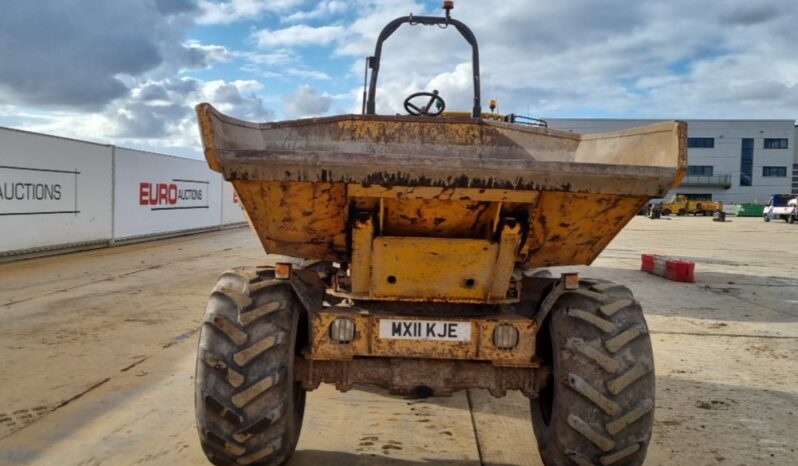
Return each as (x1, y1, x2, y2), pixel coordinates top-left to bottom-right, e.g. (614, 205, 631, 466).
(0, 216, 796, 466)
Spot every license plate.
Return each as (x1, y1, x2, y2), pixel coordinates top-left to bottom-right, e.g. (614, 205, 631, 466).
(378, 319, 471, 342)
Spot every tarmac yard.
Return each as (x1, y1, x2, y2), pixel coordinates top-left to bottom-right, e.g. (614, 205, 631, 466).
(0, 217, 796, 466)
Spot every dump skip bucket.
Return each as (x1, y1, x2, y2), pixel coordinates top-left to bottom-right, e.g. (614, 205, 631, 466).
(198, 104, 685, 271)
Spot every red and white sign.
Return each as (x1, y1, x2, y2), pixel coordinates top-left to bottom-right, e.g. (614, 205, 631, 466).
(113, 148, 221, 239)
(1, 127, 246, 254)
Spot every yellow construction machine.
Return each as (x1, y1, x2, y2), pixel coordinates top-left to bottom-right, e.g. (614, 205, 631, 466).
(193, 3, 686, 465)
(659, 194, 723, 216)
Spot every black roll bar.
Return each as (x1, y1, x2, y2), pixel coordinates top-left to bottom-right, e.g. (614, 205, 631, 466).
(364, 14, 482, 118)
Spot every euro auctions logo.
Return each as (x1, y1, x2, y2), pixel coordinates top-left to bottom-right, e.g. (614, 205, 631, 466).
(139, 179, 209, 211)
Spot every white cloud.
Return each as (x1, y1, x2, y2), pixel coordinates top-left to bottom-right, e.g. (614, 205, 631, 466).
(0, 1, 278, 156)
(281, 1, 347, 23)
(241, 49, 331, 81)
(196, 0, 303, 24)
(334, 0, 428, 58)
(185, 41, 235, 65)
(0, 0, 203, 109)
(254, 24, 347, 47)
(5, 0, 798, 160)
(337, 0, 798, 119)
(1, 77, 275, 157)
(285, 69, 331, 80)
(245, 49, 300, 66)
(12, 111, 118, 145)
(199, 80, 274, 120)
(283, 84, 333, 118)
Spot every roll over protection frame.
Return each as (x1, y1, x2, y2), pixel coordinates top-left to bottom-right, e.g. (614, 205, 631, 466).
(364, 14, 482, 118)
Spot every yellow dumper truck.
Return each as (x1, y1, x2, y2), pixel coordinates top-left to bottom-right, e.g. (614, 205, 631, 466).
(193, 4, 686, 466)
(659, 194, 723, 216)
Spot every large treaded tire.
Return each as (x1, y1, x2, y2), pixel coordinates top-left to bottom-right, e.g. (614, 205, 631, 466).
(196, 267, 306, 466)
(532, 280, 655, 466)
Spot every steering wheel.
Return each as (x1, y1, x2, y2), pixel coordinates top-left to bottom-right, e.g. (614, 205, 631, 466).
(404, 90, 445, 116)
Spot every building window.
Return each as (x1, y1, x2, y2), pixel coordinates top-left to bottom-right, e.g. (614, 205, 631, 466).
(687, 137, 715, 148)
(740, 138, 753, 186)
(762, 166, 787, 177)
(687, 165, 714, 176)
(763, 138, 788, 149)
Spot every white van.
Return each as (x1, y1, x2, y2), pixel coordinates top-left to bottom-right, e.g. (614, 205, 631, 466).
(763, 194, 795, 222)
(789, 198, 797, 224)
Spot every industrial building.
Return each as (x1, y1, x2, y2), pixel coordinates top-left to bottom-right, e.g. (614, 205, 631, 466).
(547, 119, 798, 204)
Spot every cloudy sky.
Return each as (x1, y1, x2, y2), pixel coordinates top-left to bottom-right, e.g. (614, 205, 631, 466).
(1, 0, 796, 157)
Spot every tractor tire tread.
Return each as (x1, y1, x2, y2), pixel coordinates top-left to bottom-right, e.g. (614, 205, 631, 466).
(196, 268, 305, 466)
(532, 282, 655, 466)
